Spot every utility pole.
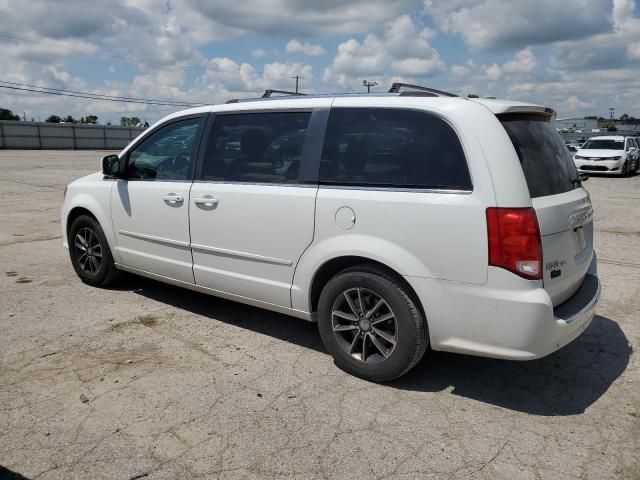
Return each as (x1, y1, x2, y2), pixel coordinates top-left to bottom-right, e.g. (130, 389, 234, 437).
(23, 112, 26, 122)
(609, 107, 615, 120)
(362, 80, 378, 93)
(291, 75, 300, 93)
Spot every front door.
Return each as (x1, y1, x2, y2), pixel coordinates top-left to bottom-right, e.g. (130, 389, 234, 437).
(189, 109, 322, 307)
(111, 116, 204, 283)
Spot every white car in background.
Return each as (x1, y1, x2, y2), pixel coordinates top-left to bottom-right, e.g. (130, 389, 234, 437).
(573, 136, 639, 176)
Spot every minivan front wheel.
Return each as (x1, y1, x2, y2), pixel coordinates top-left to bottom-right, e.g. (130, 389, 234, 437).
(318, 265, 428, 382)
(68, 215, 120, 287)
(621, 161, 629, 177)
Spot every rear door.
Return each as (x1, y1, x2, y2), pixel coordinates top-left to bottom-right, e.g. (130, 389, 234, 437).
(188, 107, 327, 307)
(500, 114, 593, 305)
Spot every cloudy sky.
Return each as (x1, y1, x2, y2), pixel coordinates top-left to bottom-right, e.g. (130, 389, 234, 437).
(0, 0, 639, 123)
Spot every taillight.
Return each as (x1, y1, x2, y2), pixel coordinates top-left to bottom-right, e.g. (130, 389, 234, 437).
(486, 207, 542, 280)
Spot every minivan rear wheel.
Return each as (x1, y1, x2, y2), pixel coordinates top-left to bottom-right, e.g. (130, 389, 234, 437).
(317, 265, 428, 382)
(68, 215, 121, 287)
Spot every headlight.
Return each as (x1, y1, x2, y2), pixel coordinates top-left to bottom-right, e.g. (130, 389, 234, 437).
(574, 155, 584, 160)
(611, 156, 622, 160)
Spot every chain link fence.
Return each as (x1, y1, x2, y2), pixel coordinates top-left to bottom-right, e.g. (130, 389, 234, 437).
(0, 121, 145, 150)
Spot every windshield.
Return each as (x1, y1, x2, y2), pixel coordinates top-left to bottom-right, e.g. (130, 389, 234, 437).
(581, 138, 624, 150)
(499, 114, 579, 198)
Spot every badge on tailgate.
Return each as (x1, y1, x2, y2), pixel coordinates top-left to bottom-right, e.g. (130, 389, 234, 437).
(568, 205, 593, 229)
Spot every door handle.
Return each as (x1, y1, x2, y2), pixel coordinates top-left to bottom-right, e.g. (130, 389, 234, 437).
(193, 196, 219, 208)
(163, 194, 184, 204)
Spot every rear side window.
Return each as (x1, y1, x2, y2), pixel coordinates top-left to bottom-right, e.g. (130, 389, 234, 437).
(319, 108, 472, 190)
(500, 114, 579, 198)
(202, 112, 311, 184)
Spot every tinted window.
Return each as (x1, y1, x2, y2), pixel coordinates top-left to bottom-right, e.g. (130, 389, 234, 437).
(581, 138, 624, 150)
(500, 114, 579, 198)
(126, 118, 202, 180)
(202, 112, 311, 183)
(319, 108, 472, 190)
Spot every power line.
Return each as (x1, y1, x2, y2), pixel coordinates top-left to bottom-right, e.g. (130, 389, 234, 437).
(0, 82, 204, 107)
(0, 80, 203, 106)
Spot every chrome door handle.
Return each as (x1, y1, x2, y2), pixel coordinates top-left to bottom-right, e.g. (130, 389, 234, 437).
(193, 196, 219, 208)
(163, 194, 184, 204)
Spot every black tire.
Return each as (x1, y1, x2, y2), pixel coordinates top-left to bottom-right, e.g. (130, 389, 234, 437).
(68, 215, 121, 287)
(621, 162, 629, 177)
(317, 265, 428, 382)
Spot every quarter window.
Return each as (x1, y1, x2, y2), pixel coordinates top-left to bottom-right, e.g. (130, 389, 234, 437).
(126, 117, 202, 180)
(202, 112, 311, 183)
(319, 108, 472, 190)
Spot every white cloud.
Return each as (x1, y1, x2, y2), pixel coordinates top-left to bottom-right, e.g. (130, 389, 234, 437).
(392, 57, 444, 76)
(1, 0, 639, 123)
(323, 15, 443, 88)
(503, 48, 537, 73)
(189, 0, 423, 37)
(424, 0, 612, 50)
(560, 95, 594, 111)
(450, 64, 471, 79)
(551, 0, 640, 70)
(484, 63, 502, 80)
(327, 37, 391, 77)
(286, 39, 326, 56)
(197, 58, 314, 94)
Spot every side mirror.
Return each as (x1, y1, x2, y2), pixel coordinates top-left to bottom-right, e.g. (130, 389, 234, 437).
(102, 155, 121, 178)
(579, 173, 589, 183)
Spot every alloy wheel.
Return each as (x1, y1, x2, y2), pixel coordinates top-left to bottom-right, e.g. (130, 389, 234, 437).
(74, 227, 103, 275)
(331, 287, 398, 364)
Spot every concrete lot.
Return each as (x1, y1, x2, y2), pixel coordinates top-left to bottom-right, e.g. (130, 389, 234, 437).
(0, 150, 638, 480)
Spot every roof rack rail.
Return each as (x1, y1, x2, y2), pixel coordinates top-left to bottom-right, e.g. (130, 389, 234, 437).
(388, 82, 457, 98)
(262, 89, 306, 98)
(226, 89, 307, 103)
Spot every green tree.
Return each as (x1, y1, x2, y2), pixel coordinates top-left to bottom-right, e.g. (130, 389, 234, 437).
(467, 93, 480, 98)
(120, 116, 141, 126)
(46, 115, 62, 123)
(80, 115, 98, 124)
(0, 108, 20, 121)
(63, 115, 76, 123)
(607, 124, 617, 132)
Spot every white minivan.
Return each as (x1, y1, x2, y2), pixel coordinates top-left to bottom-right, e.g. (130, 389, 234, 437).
(62, 84, 600, 381)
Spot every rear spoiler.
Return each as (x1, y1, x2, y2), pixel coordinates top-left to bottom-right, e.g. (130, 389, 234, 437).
(500, 106, 557, 121)
(469, 99, 556, 121)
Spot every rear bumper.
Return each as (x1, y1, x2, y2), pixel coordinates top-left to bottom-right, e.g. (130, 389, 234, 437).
(406, 255, 600, 360)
